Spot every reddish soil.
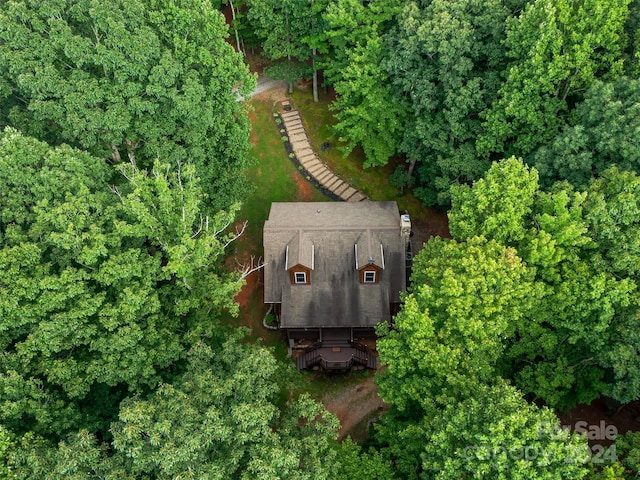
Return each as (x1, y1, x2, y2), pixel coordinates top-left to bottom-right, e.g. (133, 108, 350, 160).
(323, 375, 388, 442)
(409, 207, 451, 258)
(235, 263, 261, 310)
(293, 172, 315, 201)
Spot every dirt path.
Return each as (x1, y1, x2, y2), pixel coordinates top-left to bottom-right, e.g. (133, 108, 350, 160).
(248, 76, 288, 104)
(323, 375, 388, 442)
(251, 77, 288, 98)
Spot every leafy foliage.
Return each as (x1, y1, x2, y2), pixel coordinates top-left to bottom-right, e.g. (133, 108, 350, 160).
(111, 339, 339, 479)
(296, 0, 638, 205)
(389, 165, 415, 194)
(376, 235, 535, 412)
(532, 78, 640, 188)
(247, 0, 318, 90)
(335, 437, 396, 480)
(377, 382, 589, 480)
(385, 0, 521, 205)
(448, 158, 640, 409)
(2, 336, 342, 479)
(449, 157, 539, 243)
(0, 128, 242, 438)
(479, 0, 630, 158)
(0, 0, 255, 208)
(616, 431, 640, 478)
(375, 234, 587, 478)
(321, 0, 405, 167)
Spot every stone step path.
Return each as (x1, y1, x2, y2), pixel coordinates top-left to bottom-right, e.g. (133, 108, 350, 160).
(280, 101, 368, 202)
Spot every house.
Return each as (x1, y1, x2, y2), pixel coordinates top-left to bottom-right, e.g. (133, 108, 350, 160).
(263, 201, 410, 370)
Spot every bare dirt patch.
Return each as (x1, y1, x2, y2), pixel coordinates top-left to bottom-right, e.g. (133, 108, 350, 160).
(410, 207, 451, 256)
(293, 172, 315, 201)
(251, 84, 288, 104)
(323, 374, 388, 442)
(235, 262, 261, 310)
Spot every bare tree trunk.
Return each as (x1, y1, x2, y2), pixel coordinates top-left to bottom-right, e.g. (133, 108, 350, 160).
(407, 145, 422, 180)
(125, 140, 139, 167)
(407, 156, 417, 179)
(229, 0, 242, 54)
(109, 144, 121, 163)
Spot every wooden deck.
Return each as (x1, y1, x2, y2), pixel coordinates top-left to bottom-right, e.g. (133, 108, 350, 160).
(296, 341, 377, 370)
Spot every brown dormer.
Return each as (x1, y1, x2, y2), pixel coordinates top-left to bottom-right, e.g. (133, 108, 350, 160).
(359, 264, 381, 284)
(355, 230, 384, 284)
(286, 232, 314, 285)
(289, 264, 312, 285)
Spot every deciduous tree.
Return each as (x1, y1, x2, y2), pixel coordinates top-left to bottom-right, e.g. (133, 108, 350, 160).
(375, 231, 587, 478)
(2, 337, 342, 480)
(532, 78, 640, 189)
(384, 0, 523, 205)
(321, 0, 405, 167)
(376, 235, 536, 414)
(376, 382, 589, 480)
(247, 0, 316, 92)
(479, 0, 630, 158)
(0, 0, 255, 209)
(449, 158, 640, 409)
(449, 156, 539, 243)
(0, 128, 242, 438)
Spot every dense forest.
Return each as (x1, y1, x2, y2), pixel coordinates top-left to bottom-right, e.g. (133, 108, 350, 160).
(1, 0, 640, 478)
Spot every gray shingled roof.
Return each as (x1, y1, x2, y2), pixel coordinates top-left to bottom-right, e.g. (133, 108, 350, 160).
(264, 202, 406, 328)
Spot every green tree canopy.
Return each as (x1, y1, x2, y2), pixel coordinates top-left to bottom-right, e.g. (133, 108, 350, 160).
(449, 158, 640, 409)
(0, 0, 255, 209)
(383, 0, 524, 205)
(479, 0, 630, 158)
(376, 235, 536, 413)
(375, 232, 587, 479)
(624, 0, 640, 76)
(532, 78, 640, 189)
(247, 0, 317, 91)
(415, 382, 589, 480)
(320, 0, 405, 167)
(0, 128, 242, 438)
(2, 337, 342, 479)
(335, 437, 397, 480)
(449, 156, 539, 243)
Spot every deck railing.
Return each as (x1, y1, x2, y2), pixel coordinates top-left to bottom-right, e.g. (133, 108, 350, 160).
(296, 340, 376, 370)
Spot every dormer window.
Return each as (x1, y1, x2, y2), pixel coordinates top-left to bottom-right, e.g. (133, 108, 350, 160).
(363, 270, 376, 283)
(290, 265, 311, 285)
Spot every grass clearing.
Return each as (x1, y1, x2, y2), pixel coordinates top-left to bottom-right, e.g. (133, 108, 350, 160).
(238, 98, 327, 252)
(290, 88, 427, 220)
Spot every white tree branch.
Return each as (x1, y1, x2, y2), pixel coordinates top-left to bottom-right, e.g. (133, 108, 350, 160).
(223, 221, 247, 249)
(236, 255, 264, 281)
(110, 184, 124, 202)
